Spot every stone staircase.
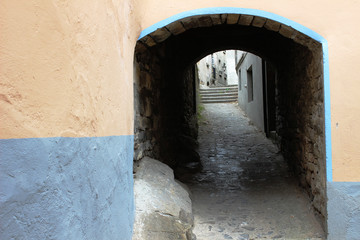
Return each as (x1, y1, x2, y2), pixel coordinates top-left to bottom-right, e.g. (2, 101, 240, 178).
(199, 85, 238, 103)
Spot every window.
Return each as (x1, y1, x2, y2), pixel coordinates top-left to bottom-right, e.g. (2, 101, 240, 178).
(212, 67, 216, 79)
(247, 66, 253, 102)
(238, 69, 242, 90)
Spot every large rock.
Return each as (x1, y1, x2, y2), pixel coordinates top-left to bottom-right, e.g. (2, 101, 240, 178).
(132, 157, 194, 240)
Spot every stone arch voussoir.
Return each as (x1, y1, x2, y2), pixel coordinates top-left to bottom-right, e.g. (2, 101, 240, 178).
(137, 13, 322, 52)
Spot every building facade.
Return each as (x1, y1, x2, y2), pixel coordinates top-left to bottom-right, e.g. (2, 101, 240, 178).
(1, 1, 360, 239)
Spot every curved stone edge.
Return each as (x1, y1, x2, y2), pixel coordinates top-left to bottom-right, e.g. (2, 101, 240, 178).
(132, 157, 194, 240)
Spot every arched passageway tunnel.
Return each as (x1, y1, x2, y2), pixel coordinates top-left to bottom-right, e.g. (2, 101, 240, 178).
(133, 10, 327, 237)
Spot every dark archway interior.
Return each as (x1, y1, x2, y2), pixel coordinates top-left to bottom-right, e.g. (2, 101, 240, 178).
(134, 20, 326, 226)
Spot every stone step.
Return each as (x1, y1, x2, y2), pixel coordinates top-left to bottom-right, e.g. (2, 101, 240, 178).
(199, 85, 238, 104)
(199, 85, 238, 89)
(201, 95, 237, 101)
(199, 86, 238, 93)
(200, 91, 238, 96)
(200, 89, 238, 94)
(202, 98, 238, 103)
(200, 92, 238, 97)
(200, 85, 238, 89)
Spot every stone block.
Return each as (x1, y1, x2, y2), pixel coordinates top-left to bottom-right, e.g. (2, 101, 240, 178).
(292, 32, 315, 49)
(226, 14, 239, 24)
(144, 72, 152, 89)
(139, 97, 152, 118)
(145, 131, 152, 140)
(264, 19, 281, 32)
(209, 14, 222, 25)
(138, 117, 152, 130)
(220, 14, 228, 24)
(144, 140, 152, 151)
(252, 16, 266, 28)
(166, 21, 186, 35)
(181, 16, 199, 29)
(197, 16, 213, 27)
(136, 131, 146, 142)
(135, 42, 147, 54)
(144, 98, 152, 117)
(133, 157, 194, 240)
(134, 147, 144, 161)
(150, 27, 172, 43)
(278, 24, 295, 39)
(238, 15, 253, 26)
(140, 35, 156, 47)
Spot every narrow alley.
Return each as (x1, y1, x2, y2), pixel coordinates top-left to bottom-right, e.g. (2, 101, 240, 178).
(182, 103, 325, 240)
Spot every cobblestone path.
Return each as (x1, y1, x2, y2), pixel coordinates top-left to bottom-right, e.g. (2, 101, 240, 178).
(183, 103, 325, 240)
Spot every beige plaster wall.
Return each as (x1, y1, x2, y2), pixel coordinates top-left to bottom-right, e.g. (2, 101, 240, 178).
(135, 0, 360, 181)
(1, 0, 359, 181)
(0, 0, 141, 138)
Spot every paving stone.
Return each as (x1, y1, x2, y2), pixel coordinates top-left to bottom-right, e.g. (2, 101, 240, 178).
(180, 103, 325, 240)
(224, 234, 233, 239)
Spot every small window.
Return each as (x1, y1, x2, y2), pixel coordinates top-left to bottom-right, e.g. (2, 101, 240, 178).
(247, 66, 253, 102)
(238, 70, 242, 90)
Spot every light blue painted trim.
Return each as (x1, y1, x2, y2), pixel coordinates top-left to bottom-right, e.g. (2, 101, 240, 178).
(138, 7, 333, 182)
(323, 41, 333, 182)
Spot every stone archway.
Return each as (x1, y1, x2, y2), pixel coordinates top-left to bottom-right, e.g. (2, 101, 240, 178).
(133, 8, 331, 238)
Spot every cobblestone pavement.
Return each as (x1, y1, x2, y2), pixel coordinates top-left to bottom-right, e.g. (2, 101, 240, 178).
(181, 103, 325, 240)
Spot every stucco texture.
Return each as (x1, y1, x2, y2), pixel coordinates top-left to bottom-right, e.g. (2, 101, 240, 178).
(327, 182, 360, 239)
(1, 0, 360, 239)
(0, 136, 134, 239)
(0, 0, 140, 138)
(1, 0, 359, 180)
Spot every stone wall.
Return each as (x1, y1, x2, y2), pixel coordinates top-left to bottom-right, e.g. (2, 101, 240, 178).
(134, 41, 200, 172)
(276, 41, 326, 223)
(0, 1, 137, 239)
(134, 17, 326, 227)
(134, 44, 162, 162)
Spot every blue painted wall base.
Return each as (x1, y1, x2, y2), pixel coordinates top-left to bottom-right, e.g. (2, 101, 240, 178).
(0, 136, 134, 240)
(327, 182, 360, 240)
